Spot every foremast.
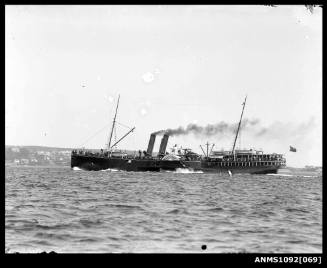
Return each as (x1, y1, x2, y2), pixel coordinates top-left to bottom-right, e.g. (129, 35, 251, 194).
(106, 95, 135, 152)
(107, 95, 120, 151)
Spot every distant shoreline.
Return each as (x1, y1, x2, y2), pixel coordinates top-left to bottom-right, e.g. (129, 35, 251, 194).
(5, 164, 70, 168)
(5, 145, 322, 170)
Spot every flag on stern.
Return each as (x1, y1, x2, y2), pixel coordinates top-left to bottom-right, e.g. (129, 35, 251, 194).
(290, 146, 297, 152)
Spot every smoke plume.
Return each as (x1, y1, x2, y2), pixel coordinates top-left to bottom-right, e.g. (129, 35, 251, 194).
(152, 117, 317, 140)
(152, 118, 260, 137)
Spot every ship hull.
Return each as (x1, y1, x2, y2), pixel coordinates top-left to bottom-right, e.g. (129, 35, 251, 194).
(160, 160, 202, 171)
(200, 160, 284, 174)
(71, 155, 202, 172)
(71, 154, 161, 171)
(199, 166, 281, 174)
(71, 154, 283, 174)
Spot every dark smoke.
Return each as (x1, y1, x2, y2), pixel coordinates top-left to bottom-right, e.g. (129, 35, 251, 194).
(152, 118, 261, 137)
(152, 117, 316, 140)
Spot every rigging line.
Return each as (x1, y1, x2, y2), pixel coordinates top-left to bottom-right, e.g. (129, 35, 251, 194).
(78, 123, 112, 148)
(115, 121, 132, 129)
(114, 124, 117, 147)
(239, 127, 242, 149)
(105, 103, 116, 148)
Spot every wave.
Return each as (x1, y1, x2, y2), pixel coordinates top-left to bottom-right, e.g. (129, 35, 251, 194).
(34, 232, 78, 241)
(73, 167, 121, 172)
(111, 204, 145, 212)
(100, 168, 119, 172)
(35, 223, 73, 230)
(167, 208, 188, 214)
(267, 173, 295, 177)
(285, 208, 310, 213)
(79, 218, 103, 227)
(207, 207, 224, 212)
(267, 173, 320, 178)
(72, 167, 82, 171)
(77, 237, 102, 243)
(174, 168, 203, 174)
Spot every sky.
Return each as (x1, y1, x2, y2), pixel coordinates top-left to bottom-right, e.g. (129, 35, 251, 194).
(5, 5, 322, 167)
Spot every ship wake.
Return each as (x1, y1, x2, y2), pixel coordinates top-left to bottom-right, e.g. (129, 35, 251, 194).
(100, 168, 120, 172)
(168, 168, 204, 174)
(72, 167, 82, 171)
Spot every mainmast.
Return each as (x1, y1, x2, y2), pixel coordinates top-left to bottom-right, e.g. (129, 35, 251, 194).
(232, 95, 247, 155)
(107, 94, 120, 151)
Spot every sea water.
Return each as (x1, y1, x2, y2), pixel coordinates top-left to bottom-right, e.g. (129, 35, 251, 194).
(5, 166, 322, 253)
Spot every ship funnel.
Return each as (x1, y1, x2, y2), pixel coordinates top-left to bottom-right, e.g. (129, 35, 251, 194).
(159, 133, 169, 155)
(146, 133, 156, 156)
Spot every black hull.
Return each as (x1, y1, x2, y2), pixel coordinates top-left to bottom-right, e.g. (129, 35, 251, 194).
(71, 155, 283, 174)
(199, 166, 281, 174)
(71, 155, 161, 171)
(200, 160, 284, 174)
